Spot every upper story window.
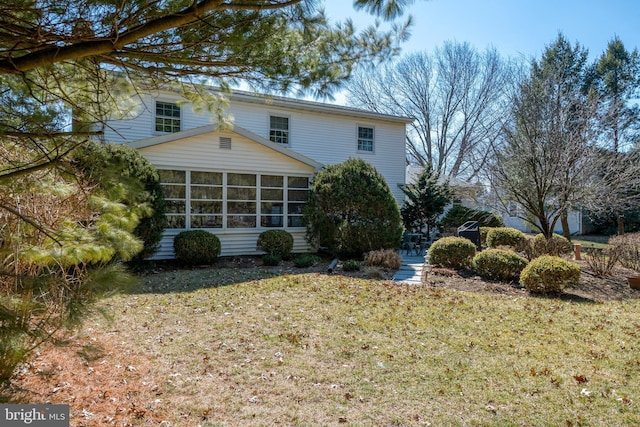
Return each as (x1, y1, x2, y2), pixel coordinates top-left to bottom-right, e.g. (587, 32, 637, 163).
(155, 101, 181, 133)
(269, 115, 289, 144)
(357, 126, 374, 152)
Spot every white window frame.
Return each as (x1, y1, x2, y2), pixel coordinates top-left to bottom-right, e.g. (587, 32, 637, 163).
(158, 169, 310, 231)
(155, 100, 181, 133)
(357, 124, 375, 153)
(269, 114, 290, 145)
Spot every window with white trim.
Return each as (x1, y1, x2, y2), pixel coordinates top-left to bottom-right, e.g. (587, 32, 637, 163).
(227, 173, 257, 228)
(287, 176, 309, 227)
(158, 170, 186, 228)
(190, 171, 223, 228)
(261, 175, 284, 227)
(155, 101, 181, 133)
(159, 170, 309, 230)
(357, 126, 374, 152)
(269, 115, 289, 144)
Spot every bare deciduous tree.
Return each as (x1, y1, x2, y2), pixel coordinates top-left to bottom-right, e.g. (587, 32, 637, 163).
(491, 34, 640, 238)
(346, 41, 516, 181)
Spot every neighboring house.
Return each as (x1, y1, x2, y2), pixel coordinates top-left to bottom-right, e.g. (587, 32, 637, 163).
(500, 203, 583, 235)
(405, 166, 584, 235)
(103, 88, 413, 258)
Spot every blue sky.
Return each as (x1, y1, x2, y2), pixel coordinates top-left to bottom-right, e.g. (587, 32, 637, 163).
(323, 0, 640, 61)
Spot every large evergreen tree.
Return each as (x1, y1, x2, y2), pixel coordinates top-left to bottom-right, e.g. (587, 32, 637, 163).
(0, 0, 415, 382)
(304, 158, 403, 258)
(590, 37, 640, 153)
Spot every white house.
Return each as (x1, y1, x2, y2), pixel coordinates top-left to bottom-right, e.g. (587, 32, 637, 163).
(103, 88, 413, 258)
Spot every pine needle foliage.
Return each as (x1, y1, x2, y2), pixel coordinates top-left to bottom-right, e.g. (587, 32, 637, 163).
(401, 166, 452, 234)
(0, 137, 143, 384)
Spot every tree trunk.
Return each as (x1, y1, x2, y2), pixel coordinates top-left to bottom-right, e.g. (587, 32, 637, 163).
(561, 211, 571, 241)
(618, 212, 625, 235)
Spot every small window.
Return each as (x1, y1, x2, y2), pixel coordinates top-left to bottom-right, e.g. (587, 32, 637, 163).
(358, 126, 374, 152)
(155, 101, 181, 133)
(269, 115, 289, 144)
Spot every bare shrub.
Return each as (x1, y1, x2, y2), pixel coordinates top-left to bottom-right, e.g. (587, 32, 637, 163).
(609, 233, 640, 272)
(364, 250, 402, 270)
(584, 247, 619, 277)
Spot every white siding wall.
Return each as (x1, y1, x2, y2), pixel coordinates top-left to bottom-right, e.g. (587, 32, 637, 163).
(104, 92, 408, 202)
(501, 211, 583, 235)
(139, 130, 316, 259)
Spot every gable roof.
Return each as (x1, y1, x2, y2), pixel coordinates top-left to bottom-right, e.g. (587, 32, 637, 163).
(127, 124, 323, 171)
(228, 89, 415, 124)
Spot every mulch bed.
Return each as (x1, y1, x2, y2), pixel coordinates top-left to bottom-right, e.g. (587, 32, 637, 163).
(426, 259, 640, 302)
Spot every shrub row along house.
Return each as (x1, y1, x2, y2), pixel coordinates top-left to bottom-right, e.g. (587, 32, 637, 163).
(103, 88, 412, 258)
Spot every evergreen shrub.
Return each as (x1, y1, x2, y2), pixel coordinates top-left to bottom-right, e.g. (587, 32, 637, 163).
(75, 142, 167, 262)
(257, 230, 294, 260)
(428, 236, 477, 269)
(262, 253, 282, 266)
(304, 158, 402, 258)
(342, 259, 361, 272)
(472, 249, 528, 281)
(174, 230, 221, 265)
(486, 227, 527, 249)
(293, 254, 322, 268)
(520, 255, 580, 294)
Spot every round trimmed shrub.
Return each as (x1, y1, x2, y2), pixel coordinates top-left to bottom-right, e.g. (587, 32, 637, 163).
(520, 255, 580, 294)
(173, 230, 221, 265)
(257, 230, 294, 259)
(531, 233, 572, 258)
(479, 227, 491, 247)
(486, 227, 527, 249)
(472, 249, 528, 281)
(428, 236, 477, 269)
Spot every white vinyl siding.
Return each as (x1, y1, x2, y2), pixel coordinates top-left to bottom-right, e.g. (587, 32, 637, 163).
(104, 90, 408, 203)
(138, 130, 315, 258)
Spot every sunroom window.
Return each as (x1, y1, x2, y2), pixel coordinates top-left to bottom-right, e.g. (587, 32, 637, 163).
(159, 170, 309, 230)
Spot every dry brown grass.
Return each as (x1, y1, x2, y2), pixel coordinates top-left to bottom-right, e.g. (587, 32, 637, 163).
(5, 265, 640, 426)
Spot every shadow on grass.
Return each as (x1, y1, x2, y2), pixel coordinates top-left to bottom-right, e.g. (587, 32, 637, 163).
(127, 256, 367, 294)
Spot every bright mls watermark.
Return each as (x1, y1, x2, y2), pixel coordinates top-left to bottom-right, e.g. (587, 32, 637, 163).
(1, 404, 69, 426)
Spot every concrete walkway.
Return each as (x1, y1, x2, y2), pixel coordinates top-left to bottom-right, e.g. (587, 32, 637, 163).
(392, 252, 427, 284)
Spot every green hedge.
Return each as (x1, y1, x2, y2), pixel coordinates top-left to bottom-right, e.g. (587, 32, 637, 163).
(472, 249, 528, 281)
(530, 233, 573, 258)
(174, 230, 221, 266)
(257, 230, 294, 260)
(486, 227, 527, 249)
(520, 255, 580, 294)
(428, 236, 477, 269)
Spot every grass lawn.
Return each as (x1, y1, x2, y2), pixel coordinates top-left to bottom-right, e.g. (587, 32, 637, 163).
(11, 267, 640, 426)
